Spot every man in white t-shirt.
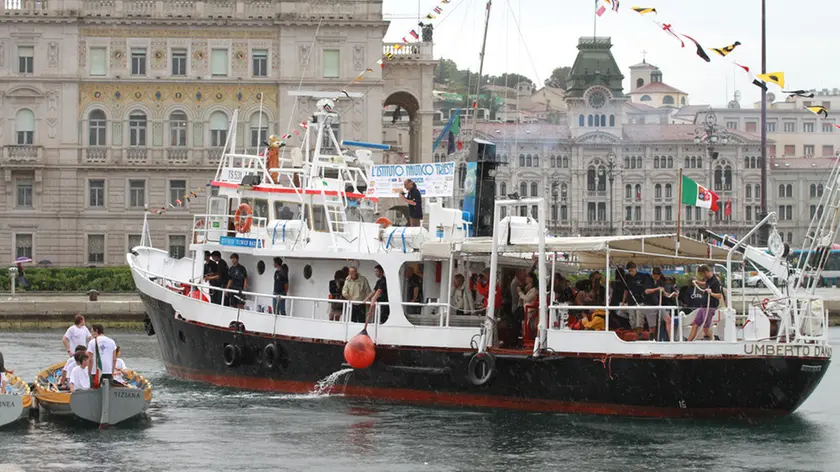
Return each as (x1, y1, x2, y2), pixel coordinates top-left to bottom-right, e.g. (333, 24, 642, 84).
(112, 346, 129, 385)
(69, 351, 91, 392)
(87, 324, 117, 382)
(63, 314, 91, 358)
(59, 345, 89, 389)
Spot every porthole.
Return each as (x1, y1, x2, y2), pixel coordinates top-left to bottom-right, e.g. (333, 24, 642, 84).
(257, 260, 266, 275)
(303, 264, 312, 280)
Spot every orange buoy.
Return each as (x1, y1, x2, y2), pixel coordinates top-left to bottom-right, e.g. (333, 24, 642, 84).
(344, 329, 376, 369)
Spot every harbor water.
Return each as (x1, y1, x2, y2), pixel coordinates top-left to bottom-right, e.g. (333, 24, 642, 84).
(2, 329, 839, 472)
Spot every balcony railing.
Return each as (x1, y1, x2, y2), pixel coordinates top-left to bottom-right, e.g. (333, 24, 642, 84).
(125, 147, 148, 164)
(85, 147, 108, 164)
(167, 147, 190, 164)
(4, 145, 41, 163)
(2, 0, 48, 14)
(206, 148, 224, 165)
(586, 190, 607, 198)
(383, 42, 434, 61)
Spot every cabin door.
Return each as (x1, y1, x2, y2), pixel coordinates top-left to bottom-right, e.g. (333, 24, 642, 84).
(206, 196, 228, 242)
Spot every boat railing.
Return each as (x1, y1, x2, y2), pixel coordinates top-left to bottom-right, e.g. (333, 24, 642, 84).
(192, 213, 270, 244)
(547, 303, 723, 343)
(133, 264, 460, 330)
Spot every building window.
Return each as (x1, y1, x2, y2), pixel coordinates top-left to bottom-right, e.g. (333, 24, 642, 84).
(578, 115, 584, 127)
(18, 45, 33, 73)
(533, 155, 540, 167)
(87, 234, 105, 264)
(600, 115, 606, 127)
(655, 183, 662, 198)
(655, 206, 662, 221)
(640, 95, 651, 102)
(783, 121, 796, 133)
(804, 145, 815, 156)
(665, 183, 672, 198)
(209, 111, 229, 147)
(129, 111, 147, 146)
(810, 205, 817, 219)
(663, 95, 675, 105)
(654, 156, 659, 168)
(804, 122, 815, 133)
(818, 184, 824, 197)
(128, 234, 142, 251)
(755, 184, 761, 200)
(823, 145, 835, 157)
(784, 145, 795, 156)
(598, 203, 606, 221)
(131, 48, 146, 76)
(129, 179, 146, 208)
(169, 235, 187, 259)
(665, 206, 672, 221)
(15, 233, 33, 260)
(525, 154, 532, 167)
(746, 206, 752, 221)
(810, 184, 817, 198)
(695, 208, 702, 221)
(89, 110, 107, 146)
(666, 156, 674, 168)
(726, 121, 738, 130)
(625, 206, 632, 221)
(499, 182, 507, 196)
(786, 184, 793, 198)
(560, 205, 568, 221)
(88, 179, 105, 208)
(172, 48, 187, 76)
(249, 112, 269, 148)
(746, 122, 757, 133)
(587, 202, 596, 222)
(519, 182, 527, 197)
(169, 111, 188, 147)
(323, 49, 340, 78)
(252, 49, 268, 77)
(823, 122, 835, 133)
(89, 47, 107, 76)
(778, 184, 785, 198)
(609, 115, 615, 127)
(625, 184, 632, 200)
(210, 48, 228, 76)
(767, 122, 777, 132)
(588, 115, 594, 127)
(530, 182, 538, 197)
(634, 184, 642, 200)
(15, 109, 35, 145)
(746, 184, 752, 199)
(169, 179, 186, 208)
(16, 181, 33, 208)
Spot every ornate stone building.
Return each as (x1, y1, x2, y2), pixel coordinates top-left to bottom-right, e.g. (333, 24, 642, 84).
(0, 0, 435, 265)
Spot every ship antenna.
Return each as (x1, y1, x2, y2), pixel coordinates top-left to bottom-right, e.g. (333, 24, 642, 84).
(280, 17, 324, 162)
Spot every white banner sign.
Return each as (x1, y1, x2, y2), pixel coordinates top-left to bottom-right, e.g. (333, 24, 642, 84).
(366, 162, 456, 198)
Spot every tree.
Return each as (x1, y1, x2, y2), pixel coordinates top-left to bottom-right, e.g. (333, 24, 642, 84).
(544, 66, 572, 89)
(488, 73, 532, 87)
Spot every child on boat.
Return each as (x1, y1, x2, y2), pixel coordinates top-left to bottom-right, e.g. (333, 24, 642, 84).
(60, 345, 89, 389)
(0, 350, 13, 391)
(112, 346, 131, 386)
(69, 351, 91, 392)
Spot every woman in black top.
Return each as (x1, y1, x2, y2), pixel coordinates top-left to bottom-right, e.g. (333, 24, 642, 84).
(329, 270, 345, 321)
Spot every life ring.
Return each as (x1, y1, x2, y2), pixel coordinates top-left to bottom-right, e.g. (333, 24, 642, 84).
(234, 203, 253, 233)
(193, 219, 205, 243)
(466, 352, 496, 387)
(761, 298, 770, 310)
(223, 344, 241, 367)
(264, 343, 286, 372)
(375, 217, 392, 228)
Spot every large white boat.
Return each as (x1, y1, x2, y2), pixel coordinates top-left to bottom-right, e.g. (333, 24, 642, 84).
(128, 100, 833, 418)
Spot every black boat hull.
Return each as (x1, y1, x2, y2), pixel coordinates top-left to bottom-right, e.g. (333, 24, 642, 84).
(140, 293, 830, 418)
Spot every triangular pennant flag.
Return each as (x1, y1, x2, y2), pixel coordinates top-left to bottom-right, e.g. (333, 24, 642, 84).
(425, 13, 436, 20)
(710, 41, 741, 57)
(752, 79, 768, 90)
(756, 72, 785, 88)
(735, 63, 751, 73)
(806, 106, 829, 119)
(682, 34, 711, 62)
(631, 6, 656, 14)
(434, 6, 442, 14)
(409, 30, 419, 40)
(596, 4, 606, 16)
(783, 89, 815, 98)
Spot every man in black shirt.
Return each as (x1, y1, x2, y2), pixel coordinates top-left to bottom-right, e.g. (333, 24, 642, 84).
(608, 268, 631, 330)
(622, 262, 653, 331)
(643, 267, 666, 338)
(273, 257, 289, 316)
(226, 253, 248, 309)
(363, 265, 390, 324)
(400, 179, 423, 227)
(203, 251, 218, 297)
(405, 265, 423, 315)
(210, 251, 228, 305)
(688, 265, 723, 341)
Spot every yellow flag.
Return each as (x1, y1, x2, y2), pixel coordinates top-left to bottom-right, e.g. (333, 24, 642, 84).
(806, 106, 829, 119)
(756, 72, 785, 88)
(631, 6, 657, 14)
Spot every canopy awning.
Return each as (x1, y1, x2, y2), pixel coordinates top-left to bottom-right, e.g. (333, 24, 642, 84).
(424, 234, 740, 270)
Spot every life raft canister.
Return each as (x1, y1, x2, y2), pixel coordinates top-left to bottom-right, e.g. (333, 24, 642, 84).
(234, 203, 253, 233)
(466, 352, 496, 387)
(223, 344, 242, 367)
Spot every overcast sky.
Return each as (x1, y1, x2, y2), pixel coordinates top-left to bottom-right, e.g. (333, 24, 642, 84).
(382, 0, 834, 107)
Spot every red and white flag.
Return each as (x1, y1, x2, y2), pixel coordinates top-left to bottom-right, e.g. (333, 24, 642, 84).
(596, 4, 606, 16)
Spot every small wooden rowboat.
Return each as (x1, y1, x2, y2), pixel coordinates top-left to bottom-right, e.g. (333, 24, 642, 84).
(34, 363, 153, 426)
(0, 373, 32, 427)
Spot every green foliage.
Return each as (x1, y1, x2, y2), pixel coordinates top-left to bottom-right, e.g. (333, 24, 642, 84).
(0, 267, 136, 293)
(545, 66, 572, 89)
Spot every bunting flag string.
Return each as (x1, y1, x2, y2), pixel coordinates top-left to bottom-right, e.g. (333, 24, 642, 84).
(756, 72, 785, 88)
(710, 41, 741, 57)
(681, 34, 711, 62)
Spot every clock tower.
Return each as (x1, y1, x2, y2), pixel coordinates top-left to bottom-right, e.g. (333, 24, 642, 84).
(564, 36, 627, 140)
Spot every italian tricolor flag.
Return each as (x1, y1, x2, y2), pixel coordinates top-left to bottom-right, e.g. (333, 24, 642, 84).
(681, 175, 719, 211)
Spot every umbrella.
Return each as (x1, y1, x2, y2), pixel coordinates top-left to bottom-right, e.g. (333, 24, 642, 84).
(14, 257, 32, 264)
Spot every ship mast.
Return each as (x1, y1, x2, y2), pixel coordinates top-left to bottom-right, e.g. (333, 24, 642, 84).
(471, 0, 493, 135)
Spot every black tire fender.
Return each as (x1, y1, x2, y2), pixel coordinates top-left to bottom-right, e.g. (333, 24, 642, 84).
(223, 344, 241, 367)
(466, 352, 496, 387)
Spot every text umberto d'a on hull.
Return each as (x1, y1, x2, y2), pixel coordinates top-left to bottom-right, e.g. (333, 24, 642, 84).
(743, 343, 832, 358)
